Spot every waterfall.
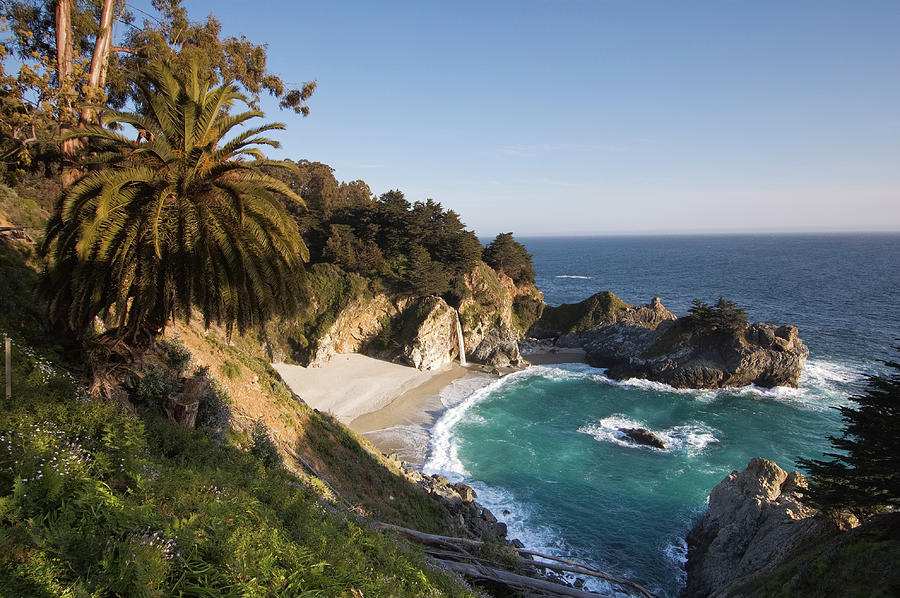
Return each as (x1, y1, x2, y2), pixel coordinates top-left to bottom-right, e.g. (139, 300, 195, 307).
(454, 310, 467, 366)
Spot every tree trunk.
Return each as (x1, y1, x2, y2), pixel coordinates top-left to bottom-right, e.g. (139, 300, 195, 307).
(79, 0, 116, 126)
(55, 0, 80, 188)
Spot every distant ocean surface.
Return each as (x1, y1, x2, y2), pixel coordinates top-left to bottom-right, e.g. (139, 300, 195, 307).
(424, 234, 900, 597)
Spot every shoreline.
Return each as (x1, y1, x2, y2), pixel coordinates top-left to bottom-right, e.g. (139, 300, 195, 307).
(274, 349, 587, 466)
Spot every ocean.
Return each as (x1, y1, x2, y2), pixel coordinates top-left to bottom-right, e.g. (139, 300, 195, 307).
(423, 234, 900, 597)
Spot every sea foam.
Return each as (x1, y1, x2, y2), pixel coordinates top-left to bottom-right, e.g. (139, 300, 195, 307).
(577, 415, 718, 455)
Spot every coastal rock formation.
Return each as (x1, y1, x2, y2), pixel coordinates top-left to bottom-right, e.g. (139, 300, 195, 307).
(399, 296, 461, 370)
(619, 427, 666, 449)
(529, 291, 807, 388)
(594, 321, 809, 389)
(458, 263, 542, 367)
(531, 293, 676, 347)
(286, 262, 542, 370)
(403, 469, 509, 541)
(684, 458, 827, 598)
(309, 293, 407, 366)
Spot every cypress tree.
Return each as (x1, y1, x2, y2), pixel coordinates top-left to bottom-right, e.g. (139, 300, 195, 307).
(799, 349, 900, 516)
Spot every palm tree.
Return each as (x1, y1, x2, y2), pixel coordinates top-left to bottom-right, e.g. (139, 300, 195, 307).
(41, 61, 309, 354)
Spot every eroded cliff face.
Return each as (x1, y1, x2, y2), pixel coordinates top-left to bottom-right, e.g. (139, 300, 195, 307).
(309, 294, 409, 366)
(594, 321, 809, 389)
(295, 262, 544, 371)
(684, 459, 832, 598)
(458, 263, 543, 368)
(398, 296, 460, 370)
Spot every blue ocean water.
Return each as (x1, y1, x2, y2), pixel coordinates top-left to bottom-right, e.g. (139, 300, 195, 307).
(425, 234, 900, 597)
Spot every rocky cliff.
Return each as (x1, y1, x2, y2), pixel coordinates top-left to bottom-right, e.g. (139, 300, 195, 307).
(684, 459, 830, 598)
(285, 261, 543, 371)
(529, 292, 808, 388)
(458, 262, 543, 368)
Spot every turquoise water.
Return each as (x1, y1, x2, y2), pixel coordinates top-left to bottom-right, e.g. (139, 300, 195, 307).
(425, 234, 900, 597)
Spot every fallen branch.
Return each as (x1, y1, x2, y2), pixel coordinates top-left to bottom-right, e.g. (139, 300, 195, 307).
(428, 557, 614, 598)
(372, 520, 658, 598)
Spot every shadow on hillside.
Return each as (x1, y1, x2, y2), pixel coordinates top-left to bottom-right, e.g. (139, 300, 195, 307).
(294, 409, 463, 535)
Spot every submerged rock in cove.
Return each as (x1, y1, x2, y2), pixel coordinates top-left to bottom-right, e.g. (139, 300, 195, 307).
(619, 427, 666, 449)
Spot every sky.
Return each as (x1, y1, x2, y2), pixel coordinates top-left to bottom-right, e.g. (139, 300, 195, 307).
(166, 1, 899, 236)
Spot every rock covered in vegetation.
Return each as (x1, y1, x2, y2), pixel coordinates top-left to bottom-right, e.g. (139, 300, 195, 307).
(287, 261, 544, 370)
(458, 263, 543, 367)
(531, 293, 675, 345)
(684, 458, 828, 598)
(532, 291, 807, 388)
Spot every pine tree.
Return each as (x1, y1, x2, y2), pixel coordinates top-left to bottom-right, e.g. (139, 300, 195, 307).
(799, 349, 900, 516)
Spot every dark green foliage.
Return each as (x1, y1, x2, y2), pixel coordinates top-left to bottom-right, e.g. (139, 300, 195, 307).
(512, 293, 545, 333)
(250, 420, 282, 468)
(196, 378, 232, 446)
(219, 358, 242, 380)
(483, 232, 536, 285)
(40, 61, 309, 347)
(686, 297, 749, 335)
(157, 337, 192, 374)
(532, 291, 631, 335)
(131, 364, 180, 410)
(404, 243, 450, 297)
(799, 350, 900, 516)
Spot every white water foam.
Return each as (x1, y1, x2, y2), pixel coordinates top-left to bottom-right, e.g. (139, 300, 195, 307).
(663, 537, 688, 589)
(577, 415, 718, 456)
(555, 275, 593, 279)
(424, 369, 533, 477)
(572, 358, 865, 412)
(461, 480, 626, 595)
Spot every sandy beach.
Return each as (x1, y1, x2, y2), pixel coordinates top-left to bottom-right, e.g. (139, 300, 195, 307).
(275, 349, 586, 464)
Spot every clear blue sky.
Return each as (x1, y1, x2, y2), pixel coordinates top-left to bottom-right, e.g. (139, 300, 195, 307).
(173, 0, 899, 236)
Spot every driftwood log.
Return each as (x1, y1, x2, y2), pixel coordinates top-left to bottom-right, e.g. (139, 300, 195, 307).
(371, 521, 658, 598)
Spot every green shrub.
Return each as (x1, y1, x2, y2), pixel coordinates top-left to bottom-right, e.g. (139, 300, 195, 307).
(250, 420, 282, 468)
(219, 358, 241, 380)
(686, 297, 748, 335)
(130, 364, 180, 410)
(157, 337, 192, 374)
(196, 378, 232, 446)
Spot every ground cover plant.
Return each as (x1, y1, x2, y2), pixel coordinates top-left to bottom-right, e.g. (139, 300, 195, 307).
(0, 340, 478, 597)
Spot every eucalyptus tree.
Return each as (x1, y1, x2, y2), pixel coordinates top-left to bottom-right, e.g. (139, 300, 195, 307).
(40, 61, 309, 357)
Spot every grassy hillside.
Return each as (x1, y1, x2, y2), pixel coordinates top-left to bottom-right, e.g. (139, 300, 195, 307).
(0, 188, 486, 596)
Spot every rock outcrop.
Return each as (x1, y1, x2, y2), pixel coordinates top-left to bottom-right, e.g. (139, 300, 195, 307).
(458, 263, 542, 368)
(529, 291, 808, 388)
(684, 458, 828, 598)
(398, 296, 461, 370)
(309, 294, 407, 366)
(285, 262, 542, 371)
(591, 321, 809, 389)
(619, 427, 666, 449)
